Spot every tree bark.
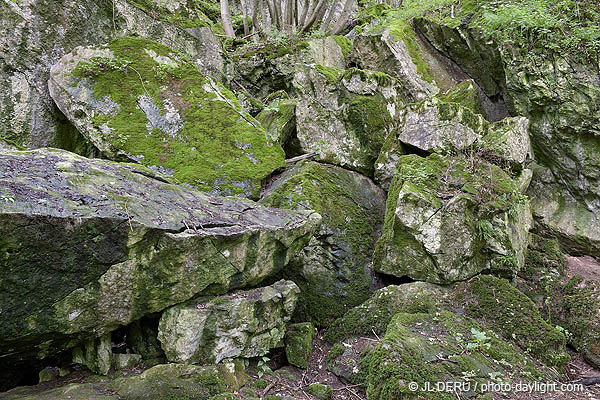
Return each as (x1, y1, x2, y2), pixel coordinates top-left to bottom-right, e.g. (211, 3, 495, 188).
(220, 0, 236, 38)
(331, 0, 355, 34)
(241, 0, 250, 36)
(300, 0, 327, 33)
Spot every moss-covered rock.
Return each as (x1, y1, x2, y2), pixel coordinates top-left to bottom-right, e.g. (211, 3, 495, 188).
(293, 65, 404, 176)
(260, 161, 386, 325)
(49, 37, 283, 199)
(158, 281, 299, 364)
(126, 318, 164, 360)
(361, 311, 556, 400)
(527, 164, 600, 257)
(284, 322, 316, 369)
(306, 383, 333, 400)
(324, 282, 448, 344)
(72, 333, 113, 375)
(112, 353, 142, 370)
(255, 98, 297, 151)
(0, 0, 226, 150)
(127, 0, 213, 28)
(0, 148, 319, 363)
(373, 152, 532, 283)
(453, 275, 570, 369)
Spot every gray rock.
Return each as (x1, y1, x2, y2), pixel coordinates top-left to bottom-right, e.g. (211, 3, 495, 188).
(293, 65, 403, 176)
(0, 0, 226, 149)
(0, 148, 319, 363)
(260, 161, 386, 325)
(72, 333, 112, 376)
(112, 354, 142, 370)
(374, 153, 532, 284)
(158, 280, 300, 364)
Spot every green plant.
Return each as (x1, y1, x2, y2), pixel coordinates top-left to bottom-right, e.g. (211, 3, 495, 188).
(257, 356, 272, 378)
(467, 327, 491, 350)
(476, 220, 495, 241)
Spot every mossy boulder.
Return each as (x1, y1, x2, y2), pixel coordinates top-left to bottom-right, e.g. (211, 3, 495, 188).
(350, 24, 439, 102)
(0, 0, 226, 150)
(158, 280, 300, 364)
(112, 353, 142, 370)
(453, 275, 570, 369)
(324, 282, 447, 344)
(72, 333, 113, 375)
(306, 383, 333, 400)
(260, 161, 386, 325)
(293, 65, 403, 176)
(0, 148, 319, 363)
(284, 322, 316, 369)
(373, 153, 532, 284)
(49, 37, 284, 198)
(361, 311, 555, 400)
(126, 318, 164, 360)
(255, 98, 297, 151)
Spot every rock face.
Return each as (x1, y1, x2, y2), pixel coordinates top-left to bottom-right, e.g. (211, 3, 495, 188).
(0, 0, 226, 149)
(416, 17, 600, 248)
(261, 161, 386, 324)
(49, 37, 284, 198)
(158, 280, 300, 364)
(373, 153, 532, 284)
(72, 333, 112, 376)
(0, 148, 319, 362)
(361, 311, 557, 400)
(528, 165, 600, 257)
(285, 322, 316, 368)
(293, 65, 403, 176)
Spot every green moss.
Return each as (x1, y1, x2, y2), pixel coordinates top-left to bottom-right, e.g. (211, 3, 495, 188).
(458, 275, 570, 369)
(333, 35, 354, 56)
(361, 311, 548, 400)
(315, 64, 344, 84)
(127, 0, 213, 28)
(251, 379, 268, 389)
(439, 80, 485, 115)
(72, 36, 284, 198)
(307, 383, 333, 400)
(0, 136, 26, 150)
(285, 322, 315, 368)
(389, 19, 435, 83)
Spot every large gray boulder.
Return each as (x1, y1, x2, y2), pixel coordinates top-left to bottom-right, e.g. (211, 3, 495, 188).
(0, 0, 226, 150)
(0, 148, 319, 363)
(260, 161, 386, 325)
(373, 153, 532, 284)
(49, 37, 283, 199)
(158, 280, 300, 364)
(293, 65, 403, 176)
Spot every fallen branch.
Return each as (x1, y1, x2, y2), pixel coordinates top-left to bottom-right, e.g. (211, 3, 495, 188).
(285, 152, 318, 164)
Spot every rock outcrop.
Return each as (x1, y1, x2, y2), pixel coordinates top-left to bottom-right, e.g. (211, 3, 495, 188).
(0, 148, 319, 363)
(293, 65, 403, 176)
(261, 161, 386, 324)
(157, 280, 300, 364)
(49, 37, 284, 198)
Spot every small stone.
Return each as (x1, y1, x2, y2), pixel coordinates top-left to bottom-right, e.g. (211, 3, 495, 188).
(38, 367, 59, 383)
(307, 383, 333, 400)
(112, 354, 142, 370)
(285, 322, 316, 368)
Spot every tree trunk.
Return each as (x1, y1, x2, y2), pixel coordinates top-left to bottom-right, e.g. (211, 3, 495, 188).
(241, 0, 249, 35)
(331, 0, 355, 34)
(300, 0, 327, 33)
(320, 0, 338, 33)
(220, 0, 236, 38)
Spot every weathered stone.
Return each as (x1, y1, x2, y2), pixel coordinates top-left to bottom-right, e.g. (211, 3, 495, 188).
(327, 338, 376, 384)
(351, 25, 438, 102)
(284, 322, 316, 369)
(398, 96, 485, 153)
(373, 131, 405, 191)
(72, 333, 112, 375)
(373, 153, 532, 284)
(112, 353, 142, 370)
(481, 117, 532, 168)
(0, 148, 319, 363)
(0, 0, 226, 149)
(361, 311, 558, 400)
(323, 282, 447, 344)
(38, 367, 59, 384)
(256, 98, 297, 149)
(49, 37, 284, 199)
(306, 383, 333, 400)
(158, 280, 300, 364)
(261, 161, 386, 324)
(307, 37, 347, 69)
(293, 65, 403, 176)
(528, 165, 600, 257)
